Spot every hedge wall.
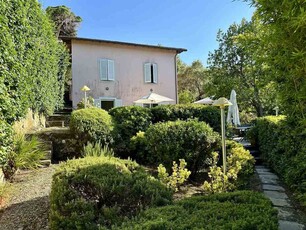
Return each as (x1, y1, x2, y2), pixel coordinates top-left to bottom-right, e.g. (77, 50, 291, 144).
(256, 116, 306, 208)
(117, 191, 278, 230)
(0, 0, 69, 163)
(151, 104, 221, 132)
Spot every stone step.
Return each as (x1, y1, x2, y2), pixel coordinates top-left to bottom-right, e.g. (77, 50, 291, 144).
(46, 120, 65, 128)
(47, 114, 70, 121)
(43, 150, 52, 160)
(279, 220, 304, 230)
(39, 159, 51, 167)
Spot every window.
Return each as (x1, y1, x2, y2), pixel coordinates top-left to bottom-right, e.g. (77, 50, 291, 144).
(94, 97, 122, 110)
(100, 59, 115, 81)
(101, 100, 114, 111)
(144, 63, 158, 83)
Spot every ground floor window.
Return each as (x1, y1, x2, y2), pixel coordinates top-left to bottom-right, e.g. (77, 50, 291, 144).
(101, 100, 114, 111)
(94, 97, 122, 110)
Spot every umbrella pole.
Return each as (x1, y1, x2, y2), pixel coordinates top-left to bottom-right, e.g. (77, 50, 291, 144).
(221, 106, 227, 177)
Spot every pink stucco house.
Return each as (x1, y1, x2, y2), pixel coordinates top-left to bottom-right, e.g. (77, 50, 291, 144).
(61, 37, 186, 110)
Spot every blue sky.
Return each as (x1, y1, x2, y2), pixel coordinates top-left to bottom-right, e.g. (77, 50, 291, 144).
(40, 0, 254, 65)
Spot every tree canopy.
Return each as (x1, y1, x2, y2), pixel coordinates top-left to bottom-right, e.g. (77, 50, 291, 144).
(206, 18, 277, 116)
(46, 5, 82, 37)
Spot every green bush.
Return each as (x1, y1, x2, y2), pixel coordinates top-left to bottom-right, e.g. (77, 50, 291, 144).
(151, 104, 221, 132)
(109, 106, 152, 157)
(142, 120, 220, 175)
(70, 108, 113, 151)
(117, 191, 278, 230)
(203, 141, 255, 194)
(255, 116, 306, 209)
(49, 156, 172, 229)
(2, 133, 47, 180)
(83, 142, 114, 157)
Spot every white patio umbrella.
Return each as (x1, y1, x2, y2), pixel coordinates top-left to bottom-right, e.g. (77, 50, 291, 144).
(194, 97, 214, 105)
(227, 90, 241, 126)
(133, 92, 174, 104)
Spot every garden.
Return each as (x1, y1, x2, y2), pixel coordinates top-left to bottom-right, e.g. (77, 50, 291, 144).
(46, 105, 278, 229)
(0, 0, 306, 229)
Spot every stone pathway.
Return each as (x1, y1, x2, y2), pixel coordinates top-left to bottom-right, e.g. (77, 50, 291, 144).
(256, 165, 306, 230)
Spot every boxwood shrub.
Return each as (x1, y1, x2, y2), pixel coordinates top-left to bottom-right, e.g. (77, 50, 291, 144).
(117, 191, 278, 230)
(49, 156, 173, 230)
(69, 108, 113, 151)
(151, 104, 221, 132)
(140, 120, 220, 175)
(109, 106, 152, 157)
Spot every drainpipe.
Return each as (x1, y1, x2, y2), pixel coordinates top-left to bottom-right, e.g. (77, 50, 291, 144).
(174, 53, 178, 104)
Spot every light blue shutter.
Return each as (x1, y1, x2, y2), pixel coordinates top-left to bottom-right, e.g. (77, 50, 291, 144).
(144, 63, 151, 83)
(100, 59, 108, 80)
(152, 63, 158, 83)
(94, 99, 101, 108)
(108, 60, 115, 81)
(114, 99, 122, 107)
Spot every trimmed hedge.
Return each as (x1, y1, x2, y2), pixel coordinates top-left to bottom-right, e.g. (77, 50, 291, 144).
(49, 156, 172, 229)
(70, 108, 113, 150)
(255, 116, 306, 208)
(136, 120, 220, 175)
(117, 191, 278, 230)
(151, 104, 221, 132)
(109, 106, 152, 157)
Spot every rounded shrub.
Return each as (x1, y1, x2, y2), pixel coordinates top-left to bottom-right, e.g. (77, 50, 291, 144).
(143, 120, 220, 175)
(70, 108, 113, 150)
(109, 106, 152, 157)
(49, 156, 173, 230)
(117, 191, 278, 230)
(151, 104, 221, 132)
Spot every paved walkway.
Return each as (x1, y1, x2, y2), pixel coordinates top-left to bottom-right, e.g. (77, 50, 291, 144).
(256, 165, 306, 230)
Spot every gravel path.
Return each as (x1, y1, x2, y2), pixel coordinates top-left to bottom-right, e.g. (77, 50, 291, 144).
(0, 166, 56, 230)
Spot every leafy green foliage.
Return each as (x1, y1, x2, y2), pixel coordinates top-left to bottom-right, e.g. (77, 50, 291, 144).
(46, 5, 82, 37)
(151, 104, 221, 132)
(158, 159, 191, 192)
(255, 116, 306, 209)
(250, 0, 306, 120)
(203, 141, 255, 194)
(0, 0, 69, 164)
(70, 108, 113, 150)
(2, 134, 47, 180)
(49, 156, 173, 229)
(77, 96, 95, 109)
(207, 18, 278, 117)
(109, 106, 152, 157)
(143, 120, 220, 175)
(83, 142, 114, 157)
(177, 57, 208, 102)
(116, 191, 278, 230)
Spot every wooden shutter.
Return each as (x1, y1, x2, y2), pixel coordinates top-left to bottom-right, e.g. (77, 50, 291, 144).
(108, 60, 115, 81)
(152, 63, 158, 83)
(100, 59, 108, 80)
(144, 63, 151, 83)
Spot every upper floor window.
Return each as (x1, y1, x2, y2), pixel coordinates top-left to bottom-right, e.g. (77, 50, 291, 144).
(144, 63, 158, 83)
(100, 59, 115, 81)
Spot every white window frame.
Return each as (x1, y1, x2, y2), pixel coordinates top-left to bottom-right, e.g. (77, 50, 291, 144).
(94, 97, 122, 109)
(144, 62, 158, 84)
(99, 59, 115, 81)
